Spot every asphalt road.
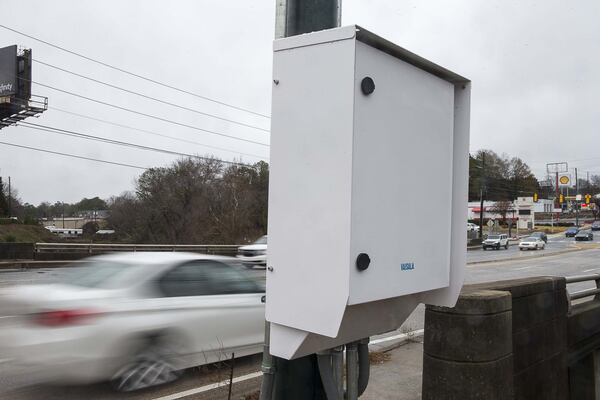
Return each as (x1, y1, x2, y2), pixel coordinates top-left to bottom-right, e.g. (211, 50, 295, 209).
(466, 232, 579, 264)
(1, 244, 600, 399)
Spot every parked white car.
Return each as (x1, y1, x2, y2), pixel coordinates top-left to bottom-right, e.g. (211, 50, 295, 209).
(467, 222, 480, 232)
(236, 235, 267, 268)
(482, 234, 509, 250)
(518, 236, 546, 251)
(0, 252, 265, 391)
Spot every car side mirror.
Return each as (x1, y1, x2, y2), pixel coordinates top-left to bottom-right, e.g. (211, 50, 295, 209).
(261, 295, 266, 303)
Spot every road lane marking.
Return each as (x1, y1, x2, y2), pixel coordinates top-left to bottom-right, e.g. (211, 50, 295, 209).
(514, 266, 536, 270)
(583, 268, 600, 272)
(152, 371, 263, 400)
(370, 329, 424, 345)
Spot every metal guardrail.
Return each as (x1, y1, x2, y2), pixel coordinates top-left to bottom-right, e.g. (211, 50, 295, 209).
(34, 242, 241, 256)
(566, 274, 600, 310)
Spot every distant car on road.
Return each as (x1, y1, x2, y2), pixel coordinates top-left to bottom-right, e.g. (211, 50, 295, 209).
(236, 235, 267, 268)
(467, 222, 480, 232)
(0, 252, 265, 391)
(482, 234, 509, 250)
(575, 230, 594, 241)
(519, 236, 546, 251)
(565, 227, 580, 237)
(530, 232, 548, 243)
(592, 221, 600, 231)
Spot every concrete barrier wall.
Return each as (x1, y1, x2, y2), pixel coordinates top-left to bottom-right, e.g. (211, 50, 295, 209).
(423, 277, 568, 400)
(0, 242, 34, 259)
(423, 290, 513, 400)
(567, 299, 600, 399)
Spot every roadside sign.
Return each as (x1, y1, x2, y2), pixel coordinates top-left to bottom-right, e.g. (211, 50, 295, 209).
(576, 194, 582, 201)
(487, 220, 494, 227)
(558, 174, 572, 187)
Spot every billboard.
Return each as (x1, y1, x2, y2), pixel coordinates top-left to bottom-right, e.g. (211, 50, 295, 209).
(0, 45, 17, 97)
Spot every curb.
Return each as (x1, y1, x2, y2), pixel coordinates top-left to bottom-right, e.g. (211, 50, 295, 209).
(467, 247, 584, 266)
(369, 329, 425, 353)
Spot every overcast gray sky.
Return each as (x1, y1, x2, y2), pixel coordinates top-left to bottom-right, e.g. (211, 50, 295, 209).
(1, 0, 599, 204)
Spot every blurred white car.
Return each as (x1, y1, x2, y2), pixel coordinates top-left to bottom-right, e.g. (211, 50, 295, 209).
(0, 252, 265, 391)
(236, 235, 267, 268)
(518, 236, 546, 250)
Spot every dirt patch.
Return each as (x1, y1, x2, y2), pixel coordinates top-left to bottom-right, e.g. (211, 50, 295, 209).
(244, 390, 260, 400)
(369, 351, 392, 365)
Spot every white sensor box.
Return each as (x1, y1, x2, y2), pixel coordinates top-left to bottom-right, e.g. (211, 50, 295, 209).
(267, 25, 470, 359)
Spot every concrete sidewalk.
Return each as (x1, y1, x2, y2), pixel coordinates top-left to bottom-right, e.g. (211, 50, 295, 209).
(362, 338, 423, 400)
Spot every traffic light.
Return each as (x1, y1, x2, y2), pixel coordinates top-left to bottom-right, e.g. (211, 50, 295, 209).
(559, 194, 564, 204)
(586, 194, 591, 204)
(533, 193, 538, 202)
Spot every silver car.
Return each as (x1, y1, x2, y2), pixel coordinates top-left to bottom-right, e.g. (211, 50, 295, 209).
(0, 252, 265, 391)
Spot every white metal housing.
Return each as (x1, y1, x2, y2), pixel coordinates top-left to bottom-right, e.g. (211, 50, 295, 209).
(267, 25, 471, 359)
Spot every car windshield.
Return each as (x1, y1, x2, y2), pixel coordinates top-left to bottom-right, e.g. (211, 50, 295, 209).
(253, 235, 268, 245)
(523, 237, 537, 242)
(488, 235, 500, 240)
(62, 261, 141, 289)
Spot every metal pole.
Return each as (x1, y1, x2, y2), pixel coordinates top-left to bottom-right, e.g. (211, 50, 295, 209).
(576, 168, 579, 227)
(331, 346, 344, 397)
(259, 321, 275, 400)
(267, 3, 342, 399)
(275, 0, 341, 39)
(346, 342, 359, 400)
(479, 153, 485, 239)
(7, 176, 11, 218)
(556, 171, 559, 209)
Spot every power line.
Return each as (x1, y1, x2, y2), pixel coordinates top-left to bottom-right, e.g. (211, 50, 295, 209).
(0, 140, 147, 170)
(27, 78, 270, 147)
(0, 23, 270, 119)
(48, 106, 268, 160)
(34, 58, 270, 133)
(17, 121, 255, 167)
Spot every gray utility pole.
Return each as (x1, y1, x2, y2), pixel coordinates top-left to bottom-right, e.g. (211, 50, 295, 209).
(575, 168, 579, 227)
(275, 0, 342, 38)
(478, 153, 486, 239)
(7, 176, 11, 218)
(261, 2, 342, 400)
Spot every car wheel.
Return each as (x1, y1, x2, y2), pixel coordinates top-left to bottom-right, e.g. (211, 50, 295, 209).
(505, 243, 508, 249)
(111, 337, 183, 392)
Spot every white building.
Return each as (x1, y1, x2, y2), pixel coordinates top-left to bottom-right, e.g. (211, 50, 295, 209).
(468, 197, 552, 230)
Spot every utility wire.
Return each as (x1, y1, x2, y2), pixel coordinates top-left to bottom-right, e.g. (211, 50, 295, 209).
(0, 140, 147, 170)
(48, 106, 268, 160)
(25, 78, 270, 147)
(34, 59, 270, 133)
(0, 23, 270, 119)
(17, 121, 255, 167)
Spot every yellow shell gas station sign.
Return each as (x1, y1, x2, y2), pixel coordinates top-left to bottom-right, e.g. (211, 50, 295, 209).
(558, 174, 571, 186)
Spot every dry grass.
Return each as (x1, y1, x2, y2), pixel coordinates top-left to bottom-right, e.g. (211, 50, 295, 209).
(244, 390, 260, 400)
(369, 351, 391, 365)
(0, 224, 55, 243)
